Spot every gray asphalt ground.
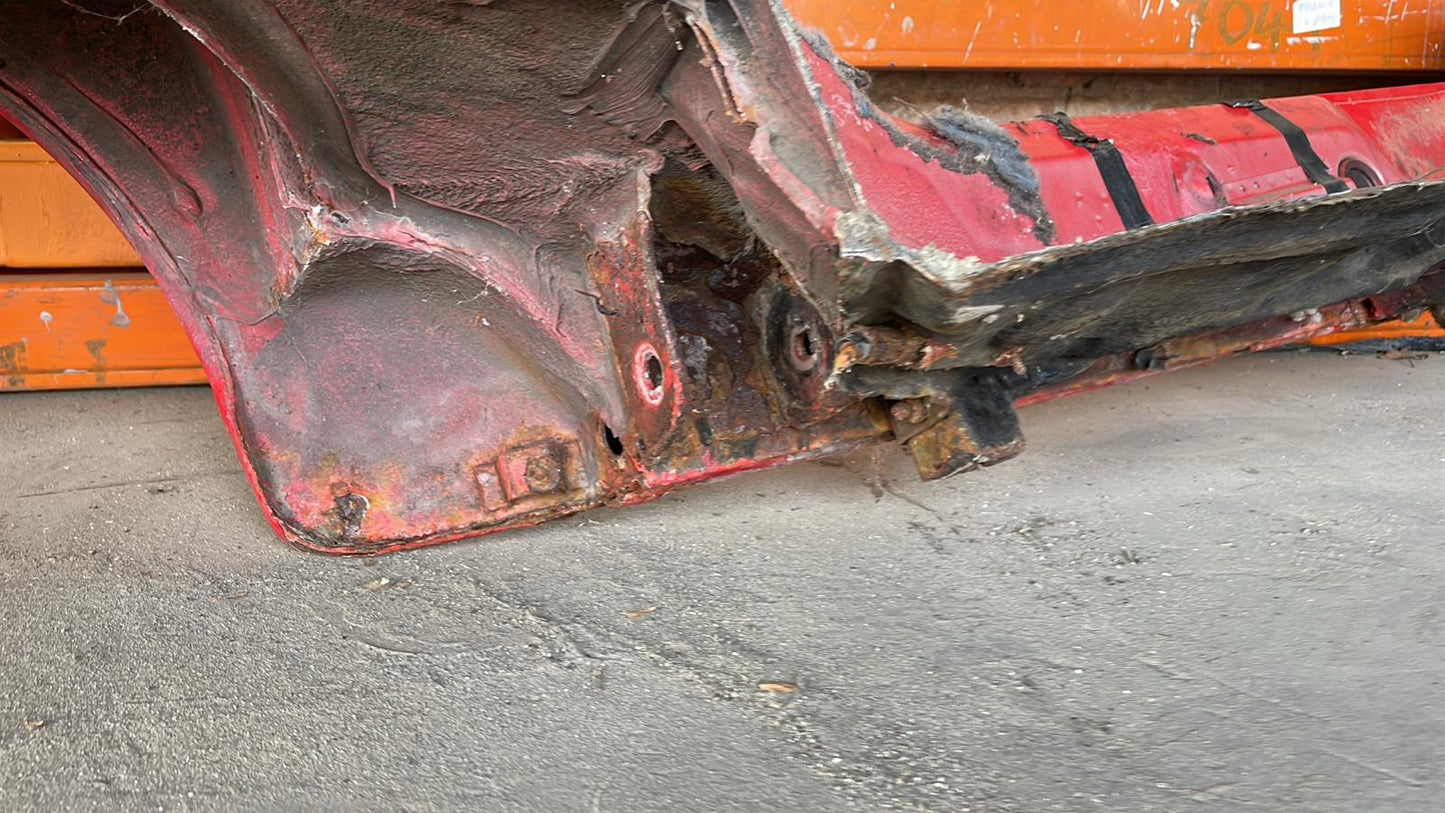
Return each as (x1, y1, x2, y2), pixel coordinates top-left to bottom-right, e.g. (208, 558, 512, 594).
(0, 351, 1441, 812)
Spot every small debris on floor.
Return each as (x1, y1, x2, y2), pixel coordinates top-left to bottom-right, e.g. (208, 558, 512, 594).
(1378, 349, 1429, 364)
(360, 576, 413, 591)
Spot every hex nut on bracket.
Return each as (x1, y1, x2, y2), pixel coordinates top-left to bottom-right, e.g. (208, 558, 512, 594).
(474, 439, 583, 512)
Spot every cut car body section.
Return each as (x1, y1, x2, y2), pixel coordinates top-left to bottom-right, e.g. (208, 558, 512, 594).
(2, 0, 1443, 551)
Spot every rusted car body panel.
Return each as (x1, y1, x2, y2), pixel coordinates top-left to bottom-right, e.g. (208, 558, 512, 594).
(3, 0, 1444, 552)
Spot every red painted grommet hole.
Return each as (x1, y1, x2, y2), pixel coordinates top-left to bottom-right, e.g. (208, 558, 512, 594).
(634, 342, 666, 406)
(1338, 158, 1380, 189)
(788, 324, 821, 373)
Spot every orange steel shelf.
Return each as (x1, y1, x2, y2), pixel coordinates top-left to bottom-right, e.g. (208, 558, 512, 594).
(0, 139, 140, 268)
(0, 272, 204, 391)
(2, 132, 201, 392)
(784, 0, 1445, 70)
(1308, 311, 1445, 345)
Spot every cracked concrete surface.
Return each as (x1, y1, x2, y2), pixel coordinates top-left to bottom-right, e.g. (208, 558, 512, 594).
(0, 352, 1441, 811)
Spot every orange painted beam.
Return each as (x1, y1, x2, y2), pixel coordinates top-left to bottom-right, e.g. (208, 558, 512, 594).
(1, 139, 141, 268)
(784, 0, 1445, 70)
(1308, 311, 1445, 346)
(0, 272, 205, 391)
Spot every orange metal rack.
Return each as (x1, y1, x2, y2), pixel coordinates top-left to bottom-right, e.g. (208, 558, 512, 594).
(0, 272, 205, 391)
(785, 0, 1445, 70)
(0, 134, 203, 391)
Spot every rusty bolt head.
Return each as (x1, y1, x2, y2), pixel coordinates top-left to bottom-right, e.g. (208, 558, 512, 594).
(890, 400, 915, 423)
(890, 399, 929, 424)
(912, 400, 929, 423)
(524, 454, 564, 493)
(494, 440, 581, 503)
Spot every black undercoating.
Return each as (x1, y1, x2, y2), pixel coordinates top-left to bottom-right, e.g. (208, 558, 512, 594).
(564, 3, 686, 138)
(833, 180, 1445, 479)
(1297, 338, 1445, 353)
(883, 181, 1445, 368)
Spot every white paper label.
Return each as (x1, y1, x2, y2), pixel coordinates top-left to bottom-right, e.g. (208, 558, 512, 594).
(1292, 0, 1342, 34)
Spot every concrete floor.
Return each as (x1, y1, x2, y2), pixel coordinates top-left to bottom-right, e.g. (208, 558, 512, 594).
(0, 352, 1441, 812)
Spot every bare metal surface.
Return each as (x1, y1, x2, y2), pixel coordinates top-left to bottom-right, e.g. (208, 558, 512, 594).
(1, 352, 1440, 811)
